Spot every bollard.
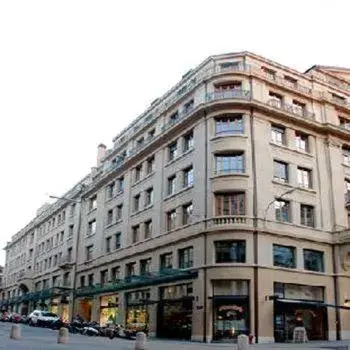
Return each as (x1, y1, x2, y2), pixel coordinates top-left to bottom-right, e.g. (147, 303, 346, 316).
(57, 327, 69, 344)
(237, 334, 250, 350)
(134, 332, 147, 350)
(9, 324, 22, 340)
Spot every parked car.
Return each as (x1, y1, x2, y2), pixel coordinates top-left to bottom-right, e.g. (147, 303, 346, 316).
(28, 310, 60, 327)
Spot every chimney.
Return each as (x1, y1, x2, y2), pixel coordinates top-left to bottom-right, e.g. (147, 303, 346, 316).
(97, 143, 107, 167)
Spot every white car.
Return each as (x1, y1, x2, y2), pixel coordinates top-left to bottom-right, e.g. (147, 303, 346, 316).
(28, 310, 59, 327)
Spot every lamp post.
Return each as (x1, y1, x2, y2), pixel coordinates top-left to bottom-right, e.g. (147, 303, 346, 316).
(48, 186, 85, 322)
(263, 188, 296, 226)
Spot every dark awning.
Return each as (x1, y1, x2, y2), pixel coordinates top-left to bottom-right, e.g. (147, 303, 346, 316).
(275, 298, 350, 310)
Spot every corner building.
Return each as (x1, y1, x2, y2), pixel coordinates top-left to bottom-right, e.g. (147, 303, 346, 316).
(3, 51, 350, 343)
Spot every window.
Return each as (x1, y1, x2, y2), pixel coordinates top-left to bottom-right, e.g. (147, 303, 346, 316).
(68, 224, 74, 237)
(160, 253, 173, 270)
(88, 219, 96, 235)
(116, 204, 123, 220)
(182, 202, 193, 225)
(215, 82, 242, 92)
(132, 225, 140, 243)
(88, 273, 94, 286)
(133, 194, 140, 212)
(118, 176, 124, 192)
(339, 117, 350, 131)
(80, 276, 85, 287)
(271, 125, 285, 145)
(146, 156, 155, 174)
(304, 249, 324, 272)
(114, 232, 121, 249)
(184, 131, 194, 151)
(100, 270, 108, 285)
(215, 115, 244, 135)
(183, 166, 194, 187)
(167, 209, 177, 231)
(275, 199, 290, 222)
(179, 247, 193, 269)
(105, 237, 111, 253)
(67, 247, 72, 261)
(169, 111, 179, 124)
(111, 266, 120, 281)
(273, 244, 296, 268)
(215, 241, 246, 263)
(60, 231, 64, 242)
(215, 193, 245, 216)
(343, 146, 350, 165)
(134, 164, 142, 183)
(183, 99, 194, 113)
(126, 262, 136, 277)
(107, 209, 113, 225)
(106, 182, 115, 200)
(167, 175, 176, 195)
(147, 129, 155, 140)
(297, 167, 312, 189)
(89, 196, 97, 211)
(215, 153, 244, 174)
(136, 137, 144, 148)
(292, 100, 306, 116)
(140, 258, 151, 275)
(70, 203, 76, 217)
(274, 160, 288, 183)
(262, 66, 276, 80)
(145, 187, 154, 206)
(284, 75, 297, 87)
(295, 131, 309, 152)
(168, 141, 178, 161)
(86, 245, 93, 261)
(269, 91, 283, 107)
(144, 220, 152, 239)
(300, 204, 315, 227)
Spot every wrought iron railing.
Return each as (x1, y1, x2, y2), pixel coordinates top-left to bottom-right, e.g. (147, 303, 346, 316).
(207, 89, 251, 101)
(267, 99, 315, 120)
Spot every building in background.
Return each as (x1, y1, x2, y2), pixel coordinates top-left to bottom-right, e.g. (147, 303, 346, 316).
(2, 51, 350, 343)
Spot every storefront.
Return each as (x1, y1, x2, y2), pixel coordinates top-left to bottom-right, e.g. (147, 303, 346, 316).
(50, 297, 59, 314)
(99, 295, 119, 326)
(125, 289, 150, 333)
(273, 282, 327, 342)
(77, 298, 93, 322)
(211, 280, 250, 342)
(157, 283, 193, 340)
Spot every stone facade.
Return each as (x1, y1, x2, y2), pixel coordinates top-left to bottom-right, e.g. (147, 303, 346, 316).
(2, 51, 350, 343)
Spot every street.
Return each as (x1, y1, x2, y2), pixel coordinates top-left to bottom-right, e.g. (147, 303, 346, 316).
(0, 323, 349, 350)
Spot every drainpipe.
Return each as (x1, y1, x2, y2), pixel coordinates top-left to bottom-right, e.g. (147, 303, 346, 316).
(203, 78, 209, 343)
(249, 72, 259, 343)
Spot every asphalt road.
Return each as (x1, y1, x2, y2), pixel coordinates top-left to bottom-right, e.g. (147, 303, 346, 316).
(0, 322, 349, 349)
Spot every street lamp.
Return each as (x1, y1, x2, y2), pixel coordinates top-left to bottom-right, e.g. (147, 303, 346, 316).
(48, 187, 85, 322)
(263, 188, 296, 225)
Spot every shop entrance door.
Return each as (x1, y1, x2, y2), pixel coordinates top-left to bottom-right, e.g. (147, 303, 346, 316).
(157, 298, 193, 340)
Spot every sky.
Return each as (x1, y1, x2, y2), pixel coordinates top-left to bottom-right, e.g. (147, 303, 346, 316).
(0, 0, 349, 265)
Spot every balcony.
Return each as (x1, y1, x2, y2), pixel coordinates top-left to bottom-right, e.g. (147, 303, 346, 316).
(208, 215, 248, 226)
(345, 192, 350, 209)
(267, 99, 315, 120)
(58, 255, 74, 269)
(207, 89, 251, 102)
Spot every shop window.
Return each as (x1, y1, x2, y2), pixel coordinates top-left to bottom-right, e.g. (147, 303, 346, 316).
(273, 244, 296, 268)
(178, 247, 193, 269)
(303, 249, 324, 272)
(100, 295, 119, 326)
(215, 241, 246, 263)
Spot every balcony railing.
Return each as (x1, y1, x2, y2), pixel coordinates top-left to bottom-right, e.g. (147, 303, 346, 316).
(207, 89, 251, 102)
(58, 255, 74, 269)
(208, 216, 248, 225)
(267, 99, 315, 120)
(214, 168, 245, 176)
